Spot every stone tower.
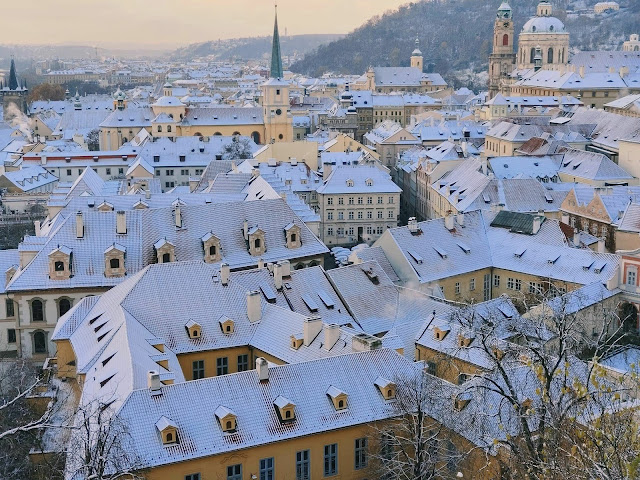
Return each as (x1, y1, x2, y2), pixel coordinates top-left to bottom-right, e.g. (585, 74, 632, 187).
(488, 2, 516, 99)
(262, 5, 292, 144)
(2, 57, 28, 121)
(411, 37, 424, 72)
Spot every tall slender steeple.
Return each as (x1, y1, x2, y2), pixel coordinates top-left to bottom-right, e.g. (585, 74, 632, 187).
(270, 4, 284, 79)
(8, 57, 18, 91)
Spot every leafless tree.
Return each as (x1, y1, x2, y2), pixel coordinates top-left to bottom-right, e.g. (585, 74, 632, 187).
(446, 289, 640, 480)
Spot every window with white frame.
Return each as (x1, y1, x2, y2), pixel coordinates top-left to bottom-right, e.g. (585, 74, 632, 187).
(507, 278, 515, 289)
(627, 267, 637, 286)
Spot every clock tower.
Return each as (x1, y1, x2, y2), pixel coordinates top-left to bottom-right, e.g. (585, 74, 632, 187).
(488, 2, 516, 99)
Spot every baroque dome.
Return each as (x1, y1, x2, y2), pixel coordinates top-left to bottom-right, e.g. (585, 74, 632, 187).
(522, 16, 565, 33)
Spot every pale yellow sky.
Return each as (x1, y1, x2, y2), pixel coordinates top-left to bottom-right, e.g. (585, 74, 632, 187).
(2, 0, 411, 48)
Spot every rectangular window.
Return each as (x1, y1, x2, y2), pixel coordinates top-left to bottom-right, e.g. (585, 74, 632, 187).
(186, 474, 201, 480)
(366, 226, 372, 234)
(324, 443, 338, 476)
(357, 197, 363, 205)
(515, 279, 522, 291)
(338, 197, 343, 205)
(469, 278, 475, 291)
(260, 457, 274, 480)
(348, 197, 354, 205)
(627, 270, 637, 286)
(348, 227, 354, 236)
(378, 196, 383, 204)
(388, 197, 394, 204)
(377, 211, 383, 219)
(118, 168, 124, 175)
(388, 210, 394, 219)
(455, 282, 460, 294)
(5, 299, 14, 317)
(296, 450, 310, 480)
(357, 211, 363, 219)
(367, 211, 372, 219)
(327, 227, 334, 236)
(348, 211, 354, 220)
(237, 354, 248, 372)
(327, 212, 333, 220)
(337, 227, 344, 236)
(355, 437, 368, 470)
(216, 357, 229, 376)
(327, 197, 333, 205)
(529, 282, 540, 294)
(493, 275, 500, 287)
(66, 169, 72, 176)
(338, 212, 344, 220)
(7, 329, 16, 344)
(507, 278, 514, 290)
(106, 168, 111, 175)
(192, 360, 205, 380)
(367, 196, 373, 204)
(166, 169, 174, 176)
(227, 464, 242, 480)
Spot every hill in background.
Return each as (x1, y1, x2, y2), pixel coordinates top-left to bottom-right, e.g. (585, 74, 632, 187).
(170, 34, 344, 62)
(290, 0, 640, 89)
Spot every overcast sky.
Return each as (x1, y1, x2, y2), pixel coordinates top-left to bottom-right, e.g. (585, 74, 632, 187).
(2, 0, 410, 48)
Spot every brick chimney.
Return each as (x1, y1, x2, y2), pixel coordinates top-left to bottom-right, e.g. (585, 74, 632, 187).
(116, 211, 127, 234)
(323, 324, 340, 351)
(75, 211, 84, 238)
(247, 290, 261, 322)
(303, 316, 323, 346)
(256, 357, 269, 382)
(220, 263, 230, 286)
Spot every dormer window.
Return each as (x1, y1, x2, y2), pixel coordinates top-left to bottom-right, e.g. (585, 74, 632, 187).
(433, 325, 450, 341)
(290, 333, 303, 350)
(248, 227, 266, 256)
(218, 316, 234, 334)
(155, 416, 178, 445)
(185, 319, 201, 339)
(326, 386, 348, 410)
(457, 330, 475, 348)
(214, 406, 237, 433)
(201, 232, 222, 263)
(97, 201, 114, 212)
(374, 377, 396, 400)
(365, 178, 373, 186)
(284, 223, 302, 249)
(274, 395, 296, 423)
(453, 392, 472, 411)
(154, 238, 175, 264)
(48, 246, 72, 280)
(104, 243, 126, 278)
(346, 179, 354, 187)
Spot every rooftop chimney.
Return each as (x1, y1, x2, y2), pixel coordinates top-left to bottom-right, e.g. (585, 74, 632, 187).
(323, 162, 333, 180)
(532, 216, 541, 235)
(273, 262, 283, 290)
(147, 370, 161, 394)
(243, 219, 249, 240)
(620, 66, 629, 78)
(323, 324, 340, 351)
(573, 229, 581, 247)
(145, 190, 151, 200)
(175, 206, 182, 229)
(76, 211, 84, 238)
(303, 316, 323, 346)
(256, 357, 269, 382)
(444, 214, 455, 231)
(258, 258, 265, 269)
(408, 217, 418, 234)
(597, 237, 606, 253)
(579, 65, 585, 78)
(279, 260, 291, 277)
(220, 263, 230, 286)
(352, 333, 383, 352)
(34, 220, 41, 236)
(247, 290, 261, 322)
(116, 211, 127, 234)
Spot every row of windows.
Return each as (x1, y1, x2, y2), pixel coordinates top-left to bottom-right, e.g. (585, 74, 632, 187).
(28, 297, 73, 323)
(63, 167, 125, 177)
(192, 355, 249, 379)
(184, 440, 367, 480)
(494, 275, 566, 295)
(326, 225, 389, 237)
(326, 209, 396, 221)
(327, 196, 392, 205)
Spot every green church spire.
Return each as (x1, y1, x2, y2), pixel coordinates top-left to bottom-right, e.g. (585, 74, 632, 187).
(270, 5, 284, 79)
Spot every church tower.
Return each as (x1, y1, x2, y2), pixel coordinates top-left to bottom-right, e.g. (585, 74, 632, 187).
(2, 57, 28, 121)
(411, 37, 424, 72)
(488, 2, 516, 99)
(262, 5, 293, 144)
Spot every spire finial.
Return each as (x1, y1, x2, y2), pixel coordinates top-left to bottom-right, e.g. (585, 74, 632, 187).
(269, 3, 284, 79)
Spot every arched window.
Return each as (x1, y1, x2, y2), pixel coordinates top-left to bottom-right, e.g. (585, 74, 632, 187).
(547, 47, 554, 64)
(110, 258, 120, 269)
(59, 298, 71, 317)
(193, 132, 203, 137)
(387, 389, 393, 397)
(232, 131, 241, 136)
(166, 432, 173, 442)
(214, 132, 222, 136)
(285, 410, 291, 419)
(209, 245, 217, 256)
(162, 252, 171, 263)
(251, 131, 261, 144)
(226, 421, 232, 430)
(290, 233, 296, 243)
(54, 261, 65, 272)
(502, 34, 509, 46)
(33, 331, 47, 354)
(338, 400, 344, 408)
(254, 238, 261, 249)
(157, 125, 162, 133)
(32, 300, 44, 322)
(530, 48, 536, 63)
(167, 125, 172, 133)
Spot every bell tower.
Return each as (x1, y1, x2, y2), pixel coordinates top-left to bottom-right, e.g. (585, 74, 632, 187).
(411, 37, 424, 72)
(488, 2, 516, 99)
(262, 4, 293, 144)
(2, 57, 28, 121)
